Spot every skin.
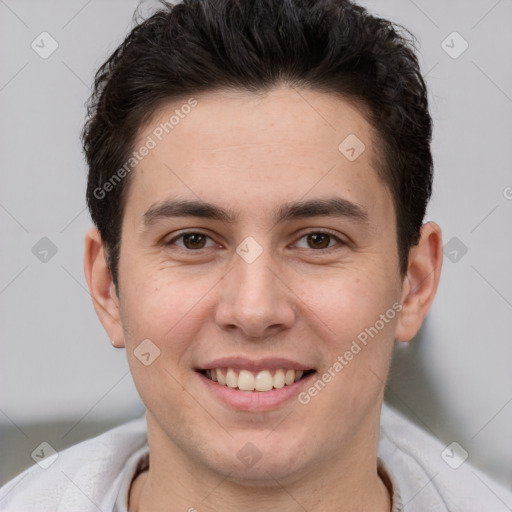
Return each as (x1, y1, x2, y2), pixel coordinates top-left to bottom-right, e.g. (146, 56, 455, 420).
(84, 86, 443, 512)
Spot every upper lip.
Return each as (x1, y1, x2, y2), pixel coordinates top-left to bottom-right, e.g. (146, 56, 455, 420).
(196, 357, 314, 372)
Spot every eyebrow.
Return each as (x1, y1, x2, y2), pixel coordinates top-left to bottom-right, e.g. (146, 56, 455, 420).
(143, 197, 369, 227)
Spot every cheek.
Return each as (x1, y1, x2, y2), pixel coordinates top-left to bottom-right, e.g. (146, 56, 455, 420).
(304, 269, 399, 340)
(118, 272, 206, 418)
(299, 269, 399, 398)
(118, 262, 224, 375)
(119, 247, 185, 329)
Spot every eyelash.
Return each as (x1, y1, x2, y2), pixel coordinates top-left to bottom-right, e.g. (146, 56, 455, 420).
(165, 230, 346, 252)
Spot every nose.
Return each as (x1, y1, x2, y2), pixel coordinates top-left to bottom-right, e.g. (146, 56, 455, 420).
(214, 244, 296, 340)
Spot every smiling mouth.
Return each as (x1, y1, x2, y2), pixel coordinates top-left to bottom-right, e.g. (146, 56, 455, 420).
(198, 368, 316, 392)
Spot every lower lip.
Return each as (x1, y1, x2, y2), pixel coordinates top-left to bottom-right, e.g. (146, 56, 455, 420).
(197, 371, 316, 412)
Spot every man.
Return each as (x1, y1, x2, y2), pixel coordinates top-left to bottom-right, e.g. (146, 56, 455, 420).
(1, 0, 510, 510)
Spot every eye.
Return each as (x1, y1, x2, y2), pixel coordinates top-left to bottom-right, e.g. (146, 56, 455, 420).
(294, 231, 345, 250)
(166, 231, 216, 250)
(165, 230, 346, 252)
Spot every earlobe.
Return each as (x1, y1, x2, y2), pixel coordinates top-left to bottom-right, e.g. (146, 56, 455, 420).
(395, 222, 443, 343)
(83, 227, 125, 348)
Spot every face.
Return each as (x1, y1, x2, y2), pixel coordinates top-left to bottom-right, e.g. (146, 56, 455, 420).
(101, 87, 408, 484)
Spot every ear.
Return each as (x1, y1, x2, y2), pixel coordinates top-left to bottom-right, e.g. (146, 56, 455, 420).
(84, 227, 125, 348)
(395, 221, 443, 343)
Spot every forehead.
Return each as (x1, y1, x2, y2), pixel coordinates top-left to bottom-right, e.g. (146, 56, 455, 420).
(126, 86, 392, 225)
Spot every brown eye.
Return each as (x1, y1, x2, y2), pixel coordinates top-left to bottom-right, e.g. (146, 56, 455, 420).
(182, 233, 207, 249)
(167, 232, 214, 250)
(306, 233, 331, 249)
(295, 231, 343, 250)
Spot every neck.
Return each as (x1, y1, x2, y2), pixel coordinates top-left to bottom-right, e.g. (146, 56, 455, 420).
(130, 412, 391, 512)
(132, 466, 390, 512)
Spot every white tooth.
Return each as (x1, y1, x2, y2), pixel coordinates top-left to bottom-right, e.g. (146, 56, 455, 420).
(238, 369, 255, 391)
(226, 368, 238, 388)
(255, 370, 273, 391)
(213, 368, 304, 391)
(217, 368, 226, 385)
(273, 369, 285, 388)
(285, 369, 295, 385)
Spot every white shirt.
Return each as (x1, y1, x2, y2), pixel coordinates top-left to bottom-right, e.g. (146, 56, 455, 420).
(0, 402, 510, 511)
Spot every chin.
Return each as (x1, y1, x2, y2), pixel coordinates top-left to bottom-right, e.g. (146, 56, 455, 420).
(202, 435, 310, 486)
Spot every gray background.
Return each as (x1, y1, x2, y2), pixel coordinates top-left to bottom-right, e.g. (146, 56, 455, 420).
(1, 0, 511, 500)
